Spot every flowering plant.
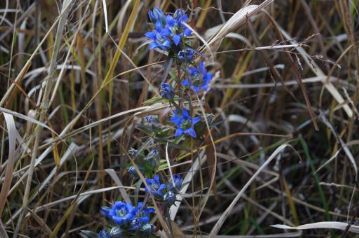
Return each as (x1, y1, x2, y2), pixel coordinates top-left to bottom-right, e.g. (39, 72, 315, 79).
(95, 6, 214, 237)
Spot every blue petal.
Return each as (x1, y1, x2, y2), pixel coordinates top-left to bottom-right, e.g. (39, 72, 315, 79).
(100, 207, 111, 217)
(154, 175, 160, 183)
(162, 39, 171, 48)
(204, 72, 213, 82)
(166, 16, 175, 26)
(192, 117, 201, 125)
(157, 184, 167, 195)
(185, 128, 197, 138)
(146, 207, 155, 214)
(145, 31, 156, 39)
(112, 216, 126, 225)
(199, 62, 206, 73)
(182, 79, 190, 87)
(171, 113, 182, 126)
(149, 42, 159, 49)
(192, 86, 200, 93)
(160, 28, 171, 36)
(175, 128, 184, 137)
(184, 27, 192, 36)
(182, 109, 190, 118)
(173, 34, 181, 45)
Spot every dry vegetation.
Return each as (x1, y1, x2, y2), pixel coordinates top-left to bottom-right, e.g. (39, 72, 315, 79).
(0, 0, 359, 237)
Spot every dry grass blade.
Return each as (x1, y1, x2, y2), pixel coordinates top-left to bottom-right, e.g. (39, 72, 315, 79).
(210, 144, 293, 236)
(169, 152, 206, 221)
(0, 107, 57, 135)
(105, 169, 131, 204)
(320, 113, 358, 179)
(36, 143, 79, 196)
(0, 113, 17, 217)
(14, 0, 73, 235)
(0, 220, 8, 238)
(101, 0, 109, 33)
(206, 0, 274, 52)
(272, 222, 359, 233)
(278, 27, 353, 118)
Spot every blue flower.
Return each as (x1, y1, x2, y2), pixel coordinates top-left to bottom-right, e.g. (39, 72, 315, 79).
(101, 201, 134, 225)
(144, 115, 156, 123)
(140, 223, 155, 234)
(160, 82, 174, 99)
(98, 229, 111, 238)
(100, 201, 154, 234)
(145, 149, 159, 161)
(178, 47, 195, 62)
(182, 62, 213, 93)
(128, 148, 138, 156)
(145, 175, 167, 197)
(128, 166, 137, 177)
(169, 174, 183, 190)
(145, 8, 192, 53)
(129, 202, 155, 231)
(163, 191, 176, 204)
(170, 109, 200, 138)
(144, 174, 183, 205)
(148, 7, 166, 23)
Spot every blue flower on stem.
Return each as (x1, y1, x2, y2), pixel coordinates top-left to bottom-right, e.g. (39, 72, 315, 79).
(144, 115, 156, 124)
(145, 149, 159, 160)
(169, 174, 183, 190)
(170, 109, 200, 138)
(145, 175, 167, 198)
(98, 229, 111, 238)
(101, 201, 134, 225)
(163, 191, 176, 205)
(145, 174, 183, 205)
(101, 201, 154, 234)
(145, 8, 192, 53)
(129, 202, 155, 231)
(182, 62, 213, 93)
(178, 47, 195, 62)
(128, 166, 138, 177)
(160, 82, 174, 99)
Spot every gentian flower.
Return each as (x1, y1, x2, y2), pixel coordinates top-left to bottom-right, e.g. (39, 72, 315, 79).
(182, 62, 213, 93)
(98, 229, 111, 238)
(144, 174, 183, 205)
(145, 175, 167, 197)
(128, 166, 138, 177)
(140, 223, 155, 234)
(129, 202, 155, 231)
(170, 109, 200, 138)
(145, 149, 159, 161)
(163, 191, 176, 204)
(128, 148, 138, 156)
(178, 47, 195, 62)
(169, 174, 183, 190)
(160, 82, 174, 99)
(100, 201, 154, 234)
(145, 8, 192, 53)
(101, 201, 134, 225)
(144, 115, 156, 124)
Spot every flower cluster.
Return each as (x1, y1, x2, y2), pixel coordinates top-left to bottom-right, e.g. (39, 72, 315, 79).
(146, 8, 213, 139)
(100, 202, 154, 236)
(145, 8, 192, 54)
(145, 174, 183, 205)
